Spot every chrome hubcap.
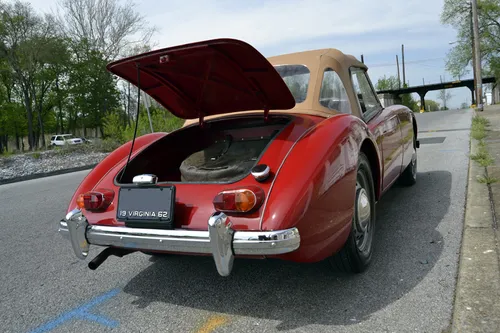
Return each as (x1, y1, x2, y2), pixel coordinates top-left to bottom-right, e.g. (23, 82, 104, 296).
(357, 189, 371, 231)
(354, 185, 371, 252)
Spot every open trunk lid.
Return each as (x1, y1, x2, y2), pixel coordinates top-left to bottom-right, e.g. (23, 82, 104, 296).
(106, 38, 296, 121)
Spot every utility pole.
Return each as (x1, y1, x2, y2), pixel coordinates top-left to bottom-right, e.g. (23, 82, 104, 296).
(402, 44, 406, 87)
(471, 0, 483, 110)
(396, 55, 401, 88)
(470, 3, 478, 106)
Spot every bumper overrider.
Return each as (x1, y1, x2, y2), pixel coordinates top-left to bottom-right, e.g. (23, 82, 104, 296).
(58, 209, 301, 276)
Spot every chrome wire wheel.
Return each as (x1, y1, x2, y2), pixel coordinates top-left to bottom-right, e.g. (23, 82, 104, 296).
(353, 173, 373, 256)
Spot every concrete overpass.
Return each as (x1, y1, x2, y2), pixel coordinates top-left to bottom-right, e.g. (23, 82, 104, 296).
(377, 77, 496, 111)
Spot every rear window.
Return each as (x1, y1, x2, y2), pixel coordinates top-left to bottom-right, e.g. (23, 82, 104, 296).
(274, 65, 310, 103)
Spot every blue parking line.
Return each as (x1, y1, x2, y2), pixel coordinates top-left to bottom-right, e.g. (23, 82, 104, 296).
(27, 288, 120, 333)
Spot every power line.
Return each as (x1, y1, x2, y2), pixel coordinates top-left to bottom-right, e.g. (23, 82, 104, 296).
(368, 57, 446, 68)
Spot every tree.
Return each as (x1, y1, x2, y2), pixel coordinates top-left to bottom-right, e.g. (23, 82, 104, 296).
(66, 40, 120, 137)
(441, 0, 500, 79)
(52, 0, 156, 137)
(0, 0, 166, 153)
(424, 99, 441, 111)
(438, 89, 453, 110)
(54, 0, 157, 61)
(401, 93, 419, 112)
(375, 75, 400, 90)
(375, 76, 419, 111)
(29, 35, 70, 147)
(0, 1, 65, 150)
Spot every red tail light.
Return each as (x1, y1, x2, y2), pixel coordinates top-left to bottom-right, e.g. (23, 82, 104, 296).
(76, 188, 115, 212)
(213, 186, 265, 213)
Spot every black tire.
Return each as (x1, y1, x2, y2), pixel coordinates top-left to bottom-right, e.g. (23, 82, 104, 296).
(329, 152, 376, 273)
(398, 135, 417, 186)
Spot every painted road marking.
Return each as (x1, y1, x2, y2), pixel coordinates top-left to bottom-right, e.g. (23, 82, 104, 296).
(196, 315, 229, 333)
(27, 288, 120, 333)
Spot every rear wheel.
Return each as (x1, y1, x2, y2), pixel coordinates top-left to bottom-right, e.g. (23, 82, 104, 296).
(329, 152, 376, 273)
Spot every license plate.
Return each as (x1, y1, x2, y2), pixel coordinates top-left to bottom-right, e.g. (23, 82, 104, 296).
(116, 186, 175, 229)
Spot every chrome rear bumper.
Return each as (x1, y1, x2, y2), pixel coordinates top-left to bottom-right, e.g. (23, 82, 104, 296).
(58, 209, 300, 276)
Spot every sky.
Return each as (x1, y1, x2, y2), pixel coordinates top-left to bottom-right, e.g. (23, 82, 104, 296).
(27, 0, 476, 108)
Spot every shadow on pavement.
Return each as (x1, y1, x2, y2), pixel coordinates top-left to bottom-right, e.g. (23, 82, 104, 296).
(123, 170, 451, 331)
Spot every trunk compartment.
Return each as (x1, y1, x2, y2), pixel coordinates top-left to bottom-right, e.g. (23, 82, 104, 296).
(116, 115, 292, 184)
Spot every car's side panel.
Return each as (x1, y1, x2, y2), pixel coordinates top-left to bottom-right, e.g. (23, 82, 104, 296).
(398, 109, 416, 172)
(262, 114, 381, 263)
(365, 105, 404, 193)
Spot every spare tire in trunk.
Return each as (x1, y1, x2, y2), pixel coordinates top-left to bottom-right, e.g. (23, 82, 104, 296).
(180, 134, 269, 182)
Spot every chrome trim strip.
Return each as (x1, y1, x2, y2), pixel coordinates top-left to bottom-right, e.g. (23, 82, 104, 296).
(59, 221, 300, 256)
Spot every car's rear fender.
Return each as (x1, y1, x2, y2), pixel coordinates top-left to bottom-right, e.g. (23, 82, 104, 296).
(260, 114, 381, 262)
(67, 115, 324, 231)
(66, 132, 167, 214)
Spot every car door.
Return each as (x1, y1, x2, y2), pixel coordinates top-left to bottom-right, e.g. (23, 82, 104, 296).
(349, 67, 403, 191)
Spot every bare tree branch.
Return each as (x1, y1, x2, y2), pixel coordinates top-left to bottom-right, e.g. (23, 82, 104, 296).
(55, 0, 157, 60)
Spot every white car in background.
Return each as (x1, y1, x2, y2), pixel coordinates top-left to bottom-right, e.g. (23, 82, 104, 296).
(50, 134, 84, 146)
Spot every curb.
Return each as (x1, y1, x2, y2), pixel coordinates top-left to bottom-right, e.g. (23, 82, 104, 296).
(451, 111, 500, 333)
(0, 164, 97, 186)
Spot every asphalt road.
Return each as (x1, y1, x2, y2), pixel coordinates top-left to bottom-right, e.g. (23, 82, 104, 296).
(0, 109, 473, 333)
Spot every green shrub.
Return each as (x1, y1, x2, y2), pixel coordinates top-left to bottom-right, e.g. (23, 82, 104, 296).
(103, 106, 184, 145)
(471, 115, 489, 140)
(95, 138, 122, 152)
(103, 111, 126, 143)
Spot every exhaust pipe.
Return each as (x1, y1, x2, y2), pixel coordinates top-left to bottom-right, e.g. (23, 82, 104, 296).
(88, 247, 135, 270)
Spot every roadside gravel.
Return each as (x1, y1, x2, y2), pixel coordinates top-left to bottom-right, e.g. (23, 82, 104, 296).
(0, 147, 108, 181)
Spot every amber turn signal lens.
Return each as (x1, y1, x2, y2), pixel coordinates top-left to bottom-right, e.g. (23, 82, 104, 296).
(213, 186, 264, 213)
(235, 190, 256, 212)
(76, 194, 85, 209)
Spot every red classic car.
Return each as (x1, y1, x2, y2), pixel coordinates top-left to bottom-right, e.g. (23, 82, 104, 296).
(59, 38, 418, 276)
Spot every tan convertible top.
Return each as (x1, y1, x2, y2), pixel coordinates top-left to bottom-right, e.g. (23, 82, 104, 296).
(183, 48, 367, 126)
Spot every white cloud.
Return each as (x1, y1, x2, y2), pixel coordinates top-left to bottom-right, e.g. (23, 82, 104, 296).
(25, 0, 471, 108)
(26, 0, 454, 57)
(145, 0, 449, 53)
